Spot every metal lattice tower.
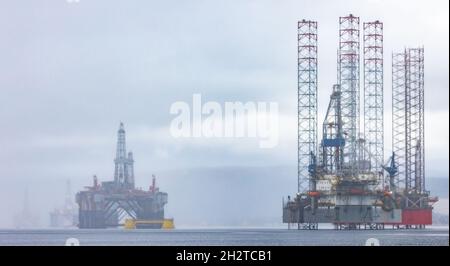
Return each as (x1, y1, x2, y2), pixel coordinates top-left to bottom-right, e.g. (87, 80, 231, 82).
(392, 52, 407, 190)
(406, 48, 425, 194)
(392, 48, 425, 194)
(114, 122, 135, 188)
(297, 20, 318, 193)
(339, 14, 360, 176)
(363, 21, 384, 174)
(417, 49, 425, 193)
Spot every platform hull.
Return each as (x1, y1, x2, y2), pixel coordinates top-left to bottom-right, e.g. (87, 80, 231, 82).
(283, 205, 432, 226)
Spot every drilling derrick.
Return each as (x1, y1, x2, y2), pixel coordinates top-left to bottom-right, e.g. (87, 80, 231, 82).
(321, 85, 344, 174)
(114, 122, 135, 189)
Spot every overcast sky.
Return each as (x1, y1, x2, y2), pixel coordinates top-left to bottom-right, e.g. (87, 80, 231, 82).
(0, 0, 448, 227)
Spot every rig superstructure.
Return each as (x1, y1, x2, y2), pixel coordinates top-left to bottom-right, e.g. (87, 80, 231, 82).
(283, 15, 438, 230)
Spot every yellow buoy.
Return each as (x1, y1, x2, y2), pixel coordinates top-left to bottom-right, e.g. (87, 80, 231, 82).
(124, 219, 136, 229)
(123, 218, 174, 229)
(162, 218, 175, 229)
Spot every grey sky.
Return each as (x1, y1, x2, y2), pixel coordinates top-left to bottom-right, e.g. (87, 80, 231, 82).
(0, 0, 448, 227)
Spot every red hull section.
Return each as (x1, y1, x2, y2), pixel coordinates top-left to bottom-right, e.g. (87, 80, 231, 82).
(402, 209, 432, 225)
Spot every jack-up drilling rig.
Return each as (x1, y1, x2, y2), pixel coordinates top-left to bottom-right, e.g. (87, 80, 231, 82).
(283, 15, 437, 230)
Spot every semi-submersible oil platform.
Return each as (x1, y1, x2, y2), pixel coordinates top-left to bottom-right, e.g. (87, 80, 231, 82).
(76, 123, 171, 229)
(283, 15, 438, 230)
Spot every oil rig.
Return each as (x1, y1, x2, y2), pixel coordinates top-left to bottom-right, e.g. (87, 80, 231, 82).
(49, 180, 78, 228)
(283, 15, 438, 229)
(76, 123, 170, 229)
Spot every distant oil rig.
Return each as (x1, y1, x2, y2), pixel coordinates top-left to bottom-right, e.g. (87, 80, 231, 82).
(283, 14, 438, 229)
(76, 123, 172, 229)
(14, 189, 39, 229)
(49, 180, 78, 228)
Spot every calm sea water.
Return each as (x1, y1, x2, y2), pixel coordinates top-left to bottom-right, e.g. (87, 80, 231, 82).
(0, 227, 448, 246)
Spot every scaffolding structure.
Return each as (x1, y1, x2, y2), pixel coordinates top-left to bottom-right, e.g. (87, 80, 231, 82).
(339, 14, 360, 176)
(363, 21, 384, 176)
(297, 20, 318, 193)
